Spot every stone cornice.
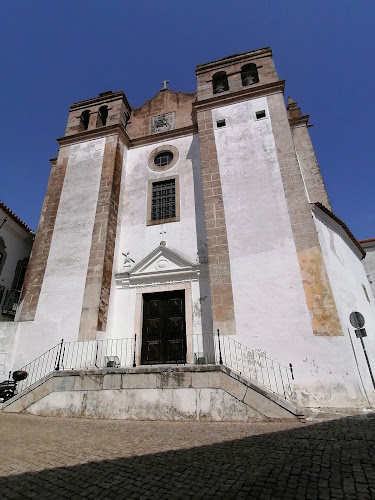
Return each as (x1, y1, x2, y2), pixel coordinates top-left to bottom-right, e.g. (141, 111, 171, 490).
(70, 91, 131, 112)
(196, 47, 272, 74)
(289, 115, 310, 128)
(57, 124, 131, 148)
(193, 81, 285, 112)
(130, 124, 198, 148)
(57, 124, 198, 150)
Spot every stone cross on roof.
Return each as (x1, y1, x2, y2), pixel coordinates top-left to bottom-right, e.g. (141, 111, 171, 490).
(161, 79, 169, 91)
(160, 225, 167, 246)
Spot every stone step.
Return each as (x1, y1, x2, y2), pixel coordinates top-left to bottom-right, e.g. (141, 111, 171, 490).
(1, 365, 302, 421)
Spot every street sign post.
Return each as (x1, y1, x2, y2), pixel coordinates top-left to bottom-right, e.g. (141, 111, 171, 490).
(349, 312, 375, 390)
(349, 311, 365, 329)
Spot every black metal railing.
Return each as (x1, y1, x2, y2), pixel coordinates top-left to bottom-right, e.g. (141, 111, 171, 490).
(0, 285, 5, 307)
(1, 289, 21, 316)
(17, 337, 136, 393)
(191, 331, 295, 403)
(15, 331, 295, 404)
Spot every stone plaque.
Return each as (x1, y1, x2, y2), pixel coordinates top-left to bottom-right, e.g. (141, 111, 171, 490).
(151, 112, 175, 134)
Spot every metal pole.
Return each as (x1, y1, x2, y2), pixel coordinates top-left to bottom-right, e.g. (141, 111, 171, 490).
(55, 339, 64, 371)
(289, 363, 294, 380)
(133, 334, 137, 367)
(217, 329, 223, 365)
(94, 343, 99, 369)
(360, 337, 375, 390)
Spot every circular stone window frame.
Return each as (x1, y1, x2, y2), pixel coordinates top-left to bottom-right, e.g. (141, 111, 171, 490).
(148, 144, 179, 172)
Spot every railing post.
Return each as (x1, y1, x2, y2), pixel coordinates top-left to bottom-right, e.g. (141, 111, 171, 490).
(289, 363, 294, 380)
(55, 339, 64, 371)
(94, 343, 99, 369)
(217, 329, 223, 365)
(133, 334, 137, 367)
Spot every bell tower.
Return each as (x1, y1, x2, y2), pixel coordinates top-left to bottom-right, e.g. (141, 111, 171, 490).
(194, 48, 341, 338)
(18, 91, 131, 342)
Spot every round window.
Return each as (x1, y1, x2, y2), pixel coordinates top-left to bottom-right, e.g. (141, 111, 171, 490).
(148, 145, 179, 172)
(154, 151, 173, 167)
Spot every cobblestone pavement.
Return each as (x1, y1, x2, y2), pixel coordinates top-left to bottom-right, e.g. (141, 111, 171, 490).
(0, 413, 375, 499)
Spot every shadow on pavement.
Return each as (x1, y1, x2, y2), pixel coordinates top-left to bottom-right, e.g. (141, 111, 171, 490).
(1, 414, 374, 499)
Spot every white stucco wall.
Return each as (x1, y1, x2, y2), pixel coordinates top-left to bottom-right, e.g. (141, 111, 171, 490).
(312, 209, 375, 406)
(0, 209, 33, 308)
(105, 134, 210, 341)
(212, 97, 313, 351)
(0, 209, 33, 378)
(210, 98, 375, 409)
(13, 138, 106, 369)
(118, 134, 203, 266)
(0, 322, 19, 379)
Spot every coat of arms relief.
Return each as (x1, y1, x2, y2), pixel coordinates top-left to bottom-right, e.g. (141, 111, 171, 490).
(151, 112, 176, 134)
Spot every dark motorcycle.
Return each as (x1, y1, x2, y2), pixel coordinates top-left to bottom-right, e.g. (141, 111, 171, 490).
(0, 370, 28, 403)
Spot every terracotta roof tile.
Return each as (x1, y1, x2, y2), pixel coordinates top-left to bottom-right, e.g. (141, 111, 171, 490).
(358, 238, 375, 244)
(0, 201, 34, 234)
(313, 202, 366, 259)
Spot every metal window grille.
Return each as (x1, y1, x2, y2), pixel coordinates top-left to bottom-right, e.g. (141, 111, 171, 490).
(151, 179, 176, 221)
(154, 152, 173, 167)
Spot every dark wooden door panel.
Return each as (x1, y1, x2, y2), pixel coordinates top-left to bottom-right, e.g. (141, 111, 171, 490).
(141, 291, 186, 364)
(166, 339, 184, 363)
(145, 340, 161, 363)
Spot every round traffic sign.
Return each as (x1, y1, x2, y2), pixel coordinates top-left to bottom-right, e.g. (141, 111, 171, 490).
(349, 311, 365, 329)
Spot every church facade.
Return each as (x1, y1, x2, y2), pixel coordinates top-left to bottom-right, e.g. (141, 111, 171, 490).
(4, 47, 375, 414)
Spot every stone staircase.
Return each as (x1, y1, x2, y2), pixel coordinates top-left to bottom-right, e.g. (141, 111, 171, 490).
(1, 364, 304, 421)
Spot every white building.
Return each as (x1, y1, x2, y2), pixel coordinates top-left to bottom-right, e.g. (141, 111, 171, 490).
(1, 48, 375, 417)
(0, 201, 33, 377)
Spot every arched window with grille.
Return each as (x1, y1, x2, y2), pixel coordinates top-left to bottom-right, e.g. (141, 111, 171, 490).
(241, 63, 259, 86)
(212, 71, 229, 94)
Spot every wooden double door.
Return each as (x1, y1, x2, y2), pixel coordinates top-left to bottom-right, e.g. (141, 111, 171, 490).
(141, 290, 186, 364)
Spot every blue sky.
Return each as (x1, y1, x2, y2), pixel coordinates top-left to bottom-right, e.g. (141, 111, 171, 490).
(1, 1, 374, 239)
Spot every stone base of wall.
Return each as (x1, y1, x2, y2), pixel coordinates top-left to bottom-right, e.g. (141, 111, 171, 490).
(1, 365, 299, 421)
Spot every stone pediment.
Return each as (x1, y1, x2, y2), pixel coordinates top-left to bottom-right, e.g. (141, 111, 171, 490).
(115, 244, 203, 289)
(126, 90, 196, 140)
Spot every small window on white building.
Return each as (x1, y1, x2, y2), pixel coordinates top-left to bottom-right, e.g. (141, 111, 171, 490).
(256, 110, 266, 120)
(216, 119, 226, 128)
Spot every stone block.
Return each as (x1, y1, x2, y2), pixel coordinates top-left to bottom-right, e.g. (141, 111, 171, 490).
(2, 396, 25, 413)
(243, 387, 295, 419)
(74, 374, 103, 391)
(54, 376, 76, 392)
(26, 391, 84, 418)
(122, 373, 157, 389)
(103, 374, 122, 390)
(157, 371, 192, 389)
(191, 371, 221, 389)
(220, 373, 247, 401)
(31, 378, 54, 403)
(23, 391, 34, 409)
(197, 388, 263, 421)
